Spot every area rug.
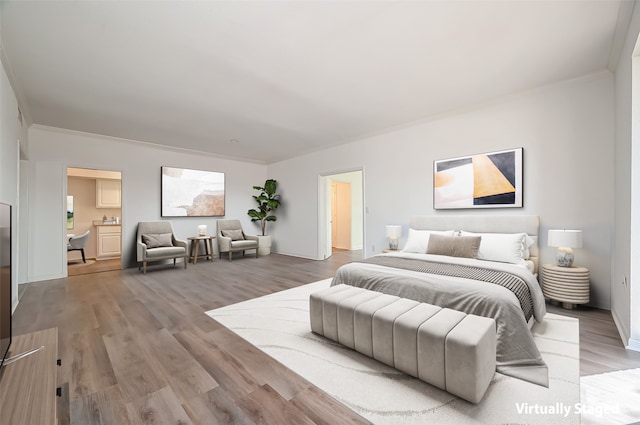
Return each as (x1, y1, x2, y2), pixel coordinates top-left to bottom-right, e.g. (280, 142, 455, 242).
(580, 368, 640, 425)
(206, 279, 580, 424)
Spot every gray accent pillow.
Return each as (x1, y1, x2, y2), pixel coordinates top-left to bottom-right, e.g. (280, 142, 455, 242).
(222, 229, 245, 241)
(426, 234, 481, 259)
(142, 233, 173, 248)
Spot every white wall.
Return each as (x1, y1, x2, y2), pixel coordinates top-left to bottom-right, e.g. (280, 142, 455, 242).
(26, 126, 267, 280)
(0, 56, 22, 311)
(612, 1, 640, 348)
(269, 73, 615, 309)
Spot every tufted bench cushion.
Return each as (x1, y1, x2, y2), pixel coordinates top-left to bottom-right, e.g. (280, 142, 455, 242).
(310, 284, 496, 404)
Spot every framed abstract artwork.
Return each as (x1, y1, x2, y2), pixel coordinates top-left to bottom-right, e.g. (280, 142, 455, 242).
(433, 147, 523, 209)
(161, 166, 225, 217)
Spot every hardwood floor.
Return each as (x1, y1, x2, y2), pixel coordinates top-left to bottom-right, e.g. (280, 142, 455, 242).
(15, 251, 369, 425)
(546, 303, 640, 376)
(67, 258, 122, 276)
(12, 251, 640, 424)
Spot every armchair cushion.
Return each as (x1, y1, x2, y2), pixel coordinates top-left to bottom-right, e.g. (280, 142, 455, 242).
(142, 233, 174, 248)
(145, 246, 186, 259)
(221, 229, 245, 241)
(231, 240, 258, 250)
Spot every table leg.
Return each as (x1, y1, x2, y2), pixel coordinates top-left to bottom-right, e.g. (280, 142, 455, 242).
(204, 239, 210, 261)
(193, 241, 200, 265)
(208, 238, 214, 262)
(189, 240, 195, 263)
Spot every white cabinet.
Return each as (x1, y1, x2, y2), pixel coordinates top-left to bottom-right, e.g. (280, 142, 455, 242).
(97, 225, 121, 258)
(96, 179, 121, 208)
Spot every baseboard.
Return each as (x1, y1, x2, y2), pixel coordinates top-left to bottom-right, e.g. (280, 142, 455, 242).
(611, 309, 631, 348)
(627, 338, 640, 352)
(268, 250, 319, 261)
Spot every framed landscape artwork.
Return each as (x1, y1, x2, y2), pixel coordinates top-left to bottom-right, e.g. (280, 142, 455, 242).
(161, 166, 225, 217)
(66, 196, 74, 229)
(433, 147, 523, 209)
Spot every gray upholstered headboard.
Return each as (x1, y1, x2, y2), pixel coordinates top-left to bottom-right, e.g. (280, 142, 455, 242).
(409, 215, 540, 274)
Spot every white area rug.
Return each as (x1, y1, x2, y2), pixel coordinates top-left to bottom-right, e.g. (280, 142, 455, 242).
(581, 368, 640, 425)
(207, 279, 580, 424)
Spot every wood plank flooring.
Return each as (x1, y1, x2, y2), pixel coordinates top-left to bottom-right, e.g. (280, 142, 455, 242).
(546, 303, 640, 376)
(68, 258, 122, 276)
(12, 251, 640, 424)
(14, 251, 371, 425)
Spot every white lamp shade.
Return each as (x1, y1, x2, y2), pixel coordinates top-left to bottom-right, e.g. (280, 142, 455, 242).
(385, 225, 402, 238)
(548, 229, 582, 248)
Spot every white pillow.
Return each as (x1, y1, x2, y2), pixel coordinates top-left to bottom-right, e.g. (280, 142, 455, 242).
(402, 229, 455, 253)
(460, 231, 527, 264)
(523, 234, 535, 260)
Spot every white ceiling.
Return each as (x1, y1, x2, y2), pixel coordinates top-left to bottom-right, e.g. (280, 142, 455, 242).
(0, 1, 629, 164)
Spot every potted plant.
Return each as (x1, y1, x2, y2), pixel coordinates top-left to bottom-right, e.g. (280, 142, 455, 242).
(247, 178, 281, 255)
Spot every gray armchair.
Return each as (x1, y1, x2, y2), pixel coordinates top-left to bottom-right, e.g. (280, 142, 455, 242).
(217, 219, 259, 261)
(67, 230, 90, 263)
(136, 221, 188, 274)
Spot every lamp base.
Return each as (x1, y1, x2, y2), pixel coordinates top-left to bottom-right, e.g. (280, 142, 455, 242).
(556, 247, 574, 267)
(389, 237, 399, 250)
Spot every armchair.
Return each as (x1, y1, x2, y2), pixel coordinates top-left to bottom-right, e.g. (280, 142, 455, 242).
(67, 230, 90, 263)
(216, 219, 259, 261)
(136, 221, 188, 274)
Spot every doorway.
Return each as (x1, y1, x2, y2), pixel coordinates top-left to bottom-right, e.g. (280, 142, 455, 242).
(66, 167, 122, 276)
(319, 169, 364, 260)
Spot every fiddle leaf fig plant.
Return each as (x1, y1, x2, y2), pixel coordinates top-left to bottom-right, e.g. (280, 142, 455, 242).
(247, 179, 281, 236)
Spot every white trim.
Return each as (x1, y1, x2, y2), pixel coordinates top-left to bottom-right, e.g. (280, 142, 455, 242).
(612, 307, 631, 348)
(317, 167, 365, 261)
(32, 124, 266, 165)
(627, 338, 640, 352)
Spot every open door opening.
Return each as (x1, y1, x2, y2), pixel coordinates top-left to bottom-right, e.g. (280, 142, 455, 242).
(66, 167, 122, 276)
(319, 170, 364, 261)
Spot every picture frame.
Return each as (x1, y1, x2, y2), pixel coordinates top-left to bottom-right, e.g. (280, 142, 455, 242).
(161, 166, 225, 217)
(433, 147, 523, 209)
(66, 196, 74, 229)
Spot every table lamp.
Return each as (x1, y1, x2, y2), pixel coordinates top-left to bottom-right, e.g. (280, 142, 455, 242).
(548, 229, 582, 267)
(385, 225, 402, 250)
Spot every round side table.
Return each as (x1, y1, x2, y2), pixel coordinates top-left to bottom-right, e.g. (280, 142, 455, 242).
(541, 263, 590, 309)
(187, 235, 215, 264)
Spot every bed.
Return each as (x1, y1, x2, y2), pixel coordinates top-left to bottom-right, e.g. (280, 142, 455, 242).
(331, 215, 548, 386)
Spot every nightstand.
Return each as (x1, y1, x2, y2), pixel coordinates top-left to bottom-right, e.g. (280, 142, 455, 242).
(541, 263, 590, 309)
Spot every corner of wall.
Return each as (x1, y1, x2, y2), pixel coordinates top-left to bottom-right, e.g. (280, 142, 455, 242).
(612, 307, 631, 347)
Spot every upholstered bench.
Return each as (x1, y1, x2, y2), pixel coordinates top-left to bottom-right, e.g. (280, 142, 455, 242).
(309, 284, 496, 404)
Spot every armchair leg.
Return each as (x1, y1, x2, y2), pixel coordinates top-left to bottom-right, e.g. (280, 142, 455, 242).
(143, 261, 147, 274)
(184, 256, 188, 269)
(228, 252, 232, 261)
(81, 249, 86, 263)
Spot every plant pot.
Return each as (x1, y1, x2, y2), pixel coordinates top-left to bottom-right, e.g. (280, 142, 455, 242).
(257, 235, 272, 256)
